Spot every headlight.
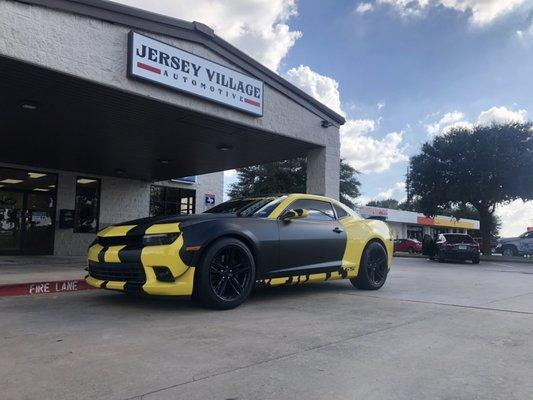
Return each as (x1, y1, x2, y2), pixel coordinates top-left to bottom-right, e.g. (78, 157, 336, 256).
(142, 233, 180, 246)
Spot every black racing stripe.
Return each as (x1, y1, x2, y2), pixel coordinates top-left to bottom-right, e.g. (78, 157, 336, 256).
(100, 280, 108, 288)
(285, 276, 293, 285)
(98, 246, 108, 263)
(123, 282, 144, 293)
(325, 272, 331, 281)
(118, 245, 143, 263)
(304, 275, 310, 282)
(125, 224, 149, 236)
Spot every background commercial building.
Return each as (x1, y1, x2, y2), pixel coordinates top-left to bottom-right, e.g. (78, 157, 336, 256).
(0, 0, 344, 256)
(357, 206, 480, 240)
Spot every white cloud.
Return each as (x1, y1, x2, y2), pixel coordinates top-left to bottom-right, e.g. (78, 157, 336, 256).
(426, 106, 528, 137)
(285, 65, 344, 115)
(115, 0, 301, 71)
(477, 106, 527, 126)
(377, 181, 407, 201)
(285, 66, 408, 173)
(341, 127, 408, 173)
(356, 2, 374, 14)
(425, 111, 473, 136)
(376, 0, 527, 25)
(496, 200, 533, 237)
(377, 101, 386, 110)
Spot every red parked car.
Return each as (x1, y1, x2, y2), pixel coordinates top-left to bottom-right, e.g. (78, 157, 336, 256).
(394, 238, 422, 254)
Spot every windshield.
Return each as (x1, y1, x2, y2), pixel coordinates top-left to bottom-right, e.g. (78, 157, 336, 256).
(204, 196, 286, 217)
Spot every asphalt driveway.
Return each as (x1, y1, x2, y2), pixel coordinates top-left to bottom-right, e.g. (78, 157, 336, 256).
(1, 257, 532, 400)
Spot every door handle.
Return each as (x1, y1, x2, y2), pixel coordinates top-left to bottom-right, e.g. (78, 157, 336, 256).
(333, 227, 343, 234)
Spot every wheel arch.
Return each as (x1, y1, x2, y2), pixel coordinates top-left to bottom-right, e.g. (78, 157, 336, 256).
(194, 232, 259, 270)
(358, 237, 390, 272)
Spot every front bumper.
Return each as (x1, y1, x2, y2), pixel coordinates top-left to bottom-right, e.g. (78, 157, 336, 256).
(85, 223, 196, 296)
(85, 265, 195, 296)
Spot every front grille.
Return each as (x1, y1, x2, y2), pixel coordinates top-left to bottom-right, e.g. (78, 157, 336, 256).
(88, 261, 146, 283)
(97, 235, 143, 247)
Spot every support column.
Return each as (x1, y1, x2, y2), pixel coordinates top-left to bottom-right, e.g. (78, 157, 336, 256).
(306, 145, 340, 200)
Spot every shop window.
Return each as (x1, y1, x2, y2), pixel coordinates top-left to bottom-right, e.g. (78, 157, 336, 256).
(407, 225, 423, 241)
(150, 186, 195, 217)
(74, 177, 100, 233)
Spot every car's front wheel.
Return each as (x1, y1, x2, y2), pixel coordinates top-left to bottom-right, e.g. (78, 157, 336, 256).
(197, 238, 255, 310)
(351, 241, 389, 290)
(502, 245, 518, 257)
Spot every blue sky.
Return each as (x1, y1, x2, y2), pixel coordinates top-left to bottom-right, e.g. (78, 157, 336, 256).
(118, 0, 533, 235)
(281, 0, 533, 202)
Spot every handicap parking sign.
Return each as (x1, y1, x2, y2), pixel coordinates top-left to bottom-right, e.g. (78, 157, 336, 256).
(205, 193, 215, 207)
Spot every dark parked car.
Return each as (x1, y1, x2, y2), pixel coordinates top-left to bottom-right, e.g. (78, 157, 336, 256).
(394, 238, 422, 253)
(434, 233, 480, 264)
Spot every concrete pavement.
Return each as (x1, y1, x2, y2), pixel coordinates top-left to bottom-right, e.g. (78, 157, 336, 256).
(1, 257, 532, 400)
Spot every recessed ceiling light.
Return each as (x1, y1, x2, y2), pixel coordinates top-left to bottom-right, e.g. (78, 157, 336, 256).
(158, 158, 171, 164)
(0, 179, 24, 184)
(216, 144, 233, 151)
(115, 169, 125, 175)
(28, 172, 47, 179)
(48, 184, 56, 188)
(33, 188, 50, 192)
(20, 101, 39, 111)
(77, 178, 97, 184)
(0, 185, 4, 188)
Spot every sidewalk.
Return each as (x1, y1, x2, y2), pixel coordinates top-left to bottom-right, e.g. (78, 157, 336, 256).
(0, 256, 92, 297)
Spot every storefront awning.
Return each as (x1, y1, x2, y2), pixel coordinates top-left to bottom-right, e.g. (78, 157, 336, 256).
(0, 55, 318, 181)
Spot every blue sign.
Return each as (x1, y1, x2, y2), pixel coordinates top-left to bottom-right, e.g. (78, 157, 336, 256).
(205, 193, 215, 206)
(172, 176, 197, 184)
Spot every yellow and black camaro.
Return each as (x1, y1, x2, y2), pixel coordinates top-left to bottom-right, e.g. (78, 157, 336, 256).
(86, 194, 393, 309)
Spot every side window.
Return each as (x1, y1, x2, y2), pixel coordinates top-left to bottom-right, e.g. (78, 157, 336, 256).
(333, 203, 349, 219)
(287, 199, 335, 221)
(525, 232, 533, 239)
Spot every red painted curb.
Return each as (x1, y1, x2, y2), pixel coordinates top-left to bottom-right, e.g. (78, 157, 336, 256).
(0, 279, 95, 297)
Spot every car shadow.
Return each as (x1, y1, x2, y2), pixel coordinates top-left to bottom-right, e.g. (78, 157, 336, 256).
(87, 280, 356, 311)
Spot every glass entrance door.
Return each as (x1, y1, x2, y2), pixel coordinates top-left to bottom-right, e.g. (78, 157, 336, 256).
(0, 167, 57, 255)
(23, 192, 56, 254)
(0, 191, 24, 253)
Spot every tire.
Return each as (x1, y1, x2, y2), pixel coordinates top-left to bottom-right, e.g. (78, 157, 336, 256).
(197, 238, 256, 310)
(407, 247, 414, 254)
(351, 241, 389, 290)
(502, 246, 518, 257)
(438, 252, 445, 263)
(472, 257, 480, 264)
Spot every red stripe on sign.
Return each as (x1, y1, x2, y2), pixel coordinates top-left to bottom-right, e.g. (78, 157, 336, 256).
(137, 62, 161, 74)
(0, 279, 95, 297)
(244, 98, 261, 107)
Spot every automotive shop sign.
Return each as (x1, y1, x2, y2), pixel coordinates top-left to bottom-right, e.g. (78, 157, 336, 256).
(128, 31, 264, 116)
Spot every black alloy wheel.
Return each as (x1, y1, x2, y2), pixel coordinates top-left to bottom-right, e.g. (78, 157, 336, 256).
(351, 241, 389, 290)
(197, 238, 255, 309)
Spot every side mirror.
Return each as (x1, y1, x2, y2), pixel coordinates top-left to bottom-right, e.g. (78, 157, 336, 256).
(281, 208, 309, 221)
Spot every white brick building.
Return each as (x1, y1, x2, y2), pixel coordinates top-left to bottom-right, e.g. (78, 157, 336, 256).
(0, 0, 344, 256)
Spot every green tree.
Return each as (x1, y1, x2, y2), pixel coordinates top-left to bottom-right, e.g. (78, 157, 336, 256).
(408, 122, 533, 254)
(228, 158, 361, 208)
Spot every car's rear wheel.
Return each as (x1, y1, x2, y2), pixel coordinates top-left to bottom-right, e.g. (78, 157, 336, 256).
(472, 256, 480, 264)
(197, 238, 255, 310)
(351, 241, 388, 290)
(407, 247, 414, 254)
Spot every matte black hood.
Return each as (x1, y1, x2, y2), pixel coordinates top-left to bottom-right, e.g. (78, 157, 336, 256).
(115, 212, 236, 229)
